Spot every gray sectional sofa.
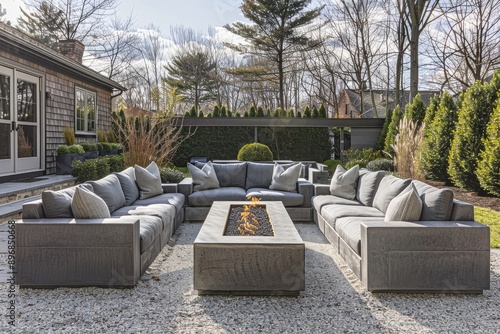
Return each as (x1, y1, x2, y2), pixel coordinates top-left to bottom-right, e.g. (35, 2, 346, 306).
(313, 169, 491, 293)
(179, 161, 314, 222)
(16, 167, 185, 288)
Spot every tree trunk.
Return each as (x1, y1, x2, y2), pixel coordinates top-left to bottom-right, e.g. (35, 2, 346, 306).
(278, 52, 285, 110)
(409, 24, 420, 103)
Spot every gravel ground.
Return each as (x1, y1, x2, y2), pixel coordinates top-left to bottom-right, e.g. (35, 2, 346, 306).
(1, 223, 499, 333)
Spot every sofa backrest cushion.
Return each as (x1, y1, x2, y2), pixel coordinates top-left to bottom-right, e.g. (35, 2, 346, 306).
(135, 161, 164, 199)
(114, 167, 140, 206)
(329, 165, 359, 200)
(41, 183, 93, 218)
(196, 162, 247, 188)
(188, 161, 220, 191)
(412, 180, 454, 221)
(269, 162, 302, 192)
(71, 187, 111, 219)
(356, 169, 385, 206)
(385, 184, 423, 221)
(372, 175, 412, 213)
(246, 162, 275, 189)
(89, 174, 126, 213)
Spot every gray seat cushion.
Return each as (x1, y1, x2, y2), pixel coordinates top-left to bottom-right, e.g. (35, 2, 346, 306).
(188, 187, 247, 206)
(312, 195, 362, 213)
(321, 204, 384, 229)
(335, 217, 385, 255)
(246, 188, 304, 207)
(356, 170, 385, 207)
(372, 175, 412, 213)
(133, 193, 185, 213)
(196, 162, 247, 188)
(412, 180, 454, 221)
(89, 174, 126, 213)
(114, 167, 140, 206)
(245, 162, 274, 189)
(128, 215, 162, 253)
(111, 204, 176, 231)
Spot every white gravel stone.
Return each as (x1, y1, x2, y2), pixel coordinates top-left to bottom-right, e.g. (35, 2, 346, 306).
(1, 222, 499, 333)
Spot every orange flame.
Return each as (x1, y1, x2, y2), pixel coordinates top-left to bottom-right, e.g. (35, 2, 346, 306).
(237, 196, 261, 235)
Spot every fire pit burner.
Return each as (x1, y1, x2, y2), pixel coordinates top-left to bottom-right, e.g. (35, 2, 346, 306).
(224, 205, 274, 236)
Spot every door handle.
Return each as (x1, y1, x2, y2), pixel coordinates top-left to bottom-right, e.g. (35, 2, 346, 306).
(11, 121, 16, 132)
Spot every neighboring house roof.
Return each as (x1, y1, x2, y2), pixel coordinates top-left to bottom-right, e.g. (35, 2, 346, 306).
(0, 22, 126, 92)
(342, 89, 440, 118)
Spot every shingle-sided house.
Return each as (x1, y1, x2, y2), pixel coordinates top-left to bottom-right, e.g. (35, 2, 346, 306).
(0, 22, 125, 181)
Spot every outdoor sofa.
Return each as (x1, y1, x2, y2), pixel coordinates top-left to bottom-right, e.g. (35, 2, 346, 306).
(179, 161, 314, 222)
(16, 164, 185, 288)
(312, 166, 491, 293)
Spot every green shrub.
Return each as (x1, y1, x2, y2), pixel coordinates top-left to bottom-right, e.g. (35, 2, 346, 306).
(221, 105, 228, 117)
(99, 142, 112, 151)
(257, 106, 265, 117)
(424, 94, 441, 126)
(106, 154, 124, 173)
(198, 110, 204, 117)
(234, 111, 241, 117)
(249, 105, 256, 117)
(95, 142, 103, 151)
(237, 143, 273, 161)
(384, 105, 403, 156)
(375, 108, 393, 151)
(323, 159, 342, 175)
(404, 93, 426, 126)
(448, 78, 498, 191)
(345, 160, 366, 170)
(303, 105, 311, 118)
(244, 111, 249, 117)
(476, 100, 500, 196)
(419, 92, 457, 183)
(79, 142, 98, 152)
(190, 106, 197, 117)
(159, 167, 185, 183)
(71, 159, 97, 182)
(56, 145, 70, 156)
(312, 106, 319, 118)
(319, 104, 327, 118)
(95, 157, 110, 179)
(110, 143, 121, 150)
(342, 148, 381, 166)
(367, 158, 394, 172)
(212, 105, 220, 117)
(97, 129, 107, 142)
(68, 144, 85, 154)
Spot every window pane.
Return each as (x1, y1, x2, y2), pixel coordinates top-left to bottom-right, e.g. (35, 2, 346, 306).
(18, 125, 37, 158)
(0, 74, 10, 120)
(0, 123, 11, 159)
(17, 80, 37, 122)
(76, 89, 85, 131)
(87, 93, 96, 132)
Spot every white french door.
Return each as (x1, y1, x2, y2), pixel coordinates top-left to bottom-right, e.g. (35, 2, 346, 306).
(0, 65, 41, 176)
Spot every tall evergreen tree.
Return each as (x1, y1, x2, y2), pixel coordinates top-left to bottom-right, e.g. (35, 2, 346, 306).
(384, 105, 403, 156)
(424, 94, 440, 125)
(319, 104, 327, 118)
(213, 105, 221, 117)
(375, 108, 393, 151)
(287, 109, 294, 118)
(477, 99, 500, 196)
(419, 92, 457, 183)
(257, 106, 265, 117)
(165, 49, 217, 112)
(312, 106, 319, 117)
(404, 93, 426, 126)
(303, 105, 311, 117)
(224, 0, 324, 109)
(189, 105, 197, 117)
(266, 107, 272, 117)
(249, 104, 257, 117)
(220, 105, 228, 117)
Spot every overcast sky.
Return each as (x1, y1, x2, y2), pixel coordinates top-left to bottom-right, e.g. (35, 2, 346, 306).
(2, 0, 245, 33)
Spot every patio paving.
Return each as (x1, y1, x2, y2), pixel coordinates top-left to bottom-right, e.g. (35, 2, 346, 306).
(0, 222, 498, 333)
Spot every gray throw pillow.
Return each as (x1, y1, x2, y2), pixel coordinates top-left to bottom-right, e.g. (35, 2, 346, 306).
(356, 169, 385, 206)
(385, 184, 423, 221)
(115, 167, 140, 205)
(188, 161, 220, 191)
(71, 187, 111, 219)
(372, 175, 412, 213)
(41, 184, 93, 218)
(329, 165, 359, 200)
(135, 162, 164, 199)
(195, 162, 247, 188)
(89, 174, 126, 213)
(269, 163, 302, 192)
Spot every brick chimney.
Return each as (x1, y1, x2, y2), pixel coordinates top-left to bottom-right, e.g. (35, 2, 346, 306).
(58, 40, 85, 63)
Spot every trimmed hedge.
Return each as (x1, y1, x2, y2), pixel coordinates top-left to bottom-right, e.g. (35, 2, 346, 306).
(237, 143, 273, 161)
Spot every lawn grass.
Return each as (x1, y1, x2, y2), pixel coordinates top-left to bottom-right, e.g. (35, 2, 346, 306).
(475, 207, 500, 248)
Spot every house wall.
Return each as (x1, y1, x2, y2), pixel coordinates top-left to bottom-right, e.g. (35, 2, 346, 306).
(337, 91, 360, 119)
(0, 49, 114, 174)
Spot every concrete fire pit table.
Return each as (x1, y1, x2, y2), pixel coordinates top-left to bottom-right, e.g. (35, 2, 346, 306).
(193, 201, 305, 296)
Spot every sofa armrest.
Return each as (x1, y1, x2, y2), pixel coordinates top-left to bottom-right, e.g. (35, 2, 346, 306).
(313, 184, 330, 196)
(360, 220, 490, 292)
(178, 178, 193, 199)
(22, 199, 45, 219)
(450, 200, 474, 221)
(15, 218, 141, 287)
(162, 183, 178, 193)
(308, 167, 329, 184)
(297, 179, 314, 207)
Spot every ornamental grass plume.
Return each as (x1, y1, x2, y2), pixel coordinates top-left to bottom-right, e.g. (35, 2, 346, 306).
(392, 116, 425, 180)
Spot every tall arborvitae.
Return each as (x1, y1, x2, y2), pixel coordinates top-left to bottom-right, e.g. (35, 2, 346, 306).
(303, 105, 311, 117)
(189, 105, 197, 117)
(249, 104, 257, 117)
(375, 108, 393, 151)
(312, 106, 319, 117)
(384, 105, 403, 156)
(419, 92, 457, 183)
(319, 104, 327, 117)
(234, 111, 241, 117)
(404, 93, 426, 126)
(244, 110, 249, 117)
(273, 108, 281, 117)
(287, 109, 294, 117)
(220, 105, 228, 117)
(257, 106, 265, 117)
(424, 94, 440, 125)
(266, 107, 272, 117)
(227, 109, 233, 117)
(198, 110, 204, 117)
(477, 99, 500, 196)
(448, 72, 500, 191)
(296, 111, 302, 118)
(213, 105, 221, 117)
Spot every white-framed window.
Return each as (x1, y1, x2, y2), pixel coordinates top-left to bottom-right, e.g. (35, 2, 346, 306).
(75, 87, 97, 133)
